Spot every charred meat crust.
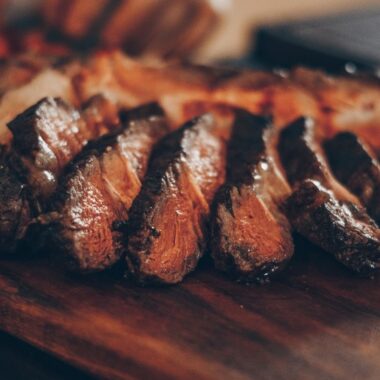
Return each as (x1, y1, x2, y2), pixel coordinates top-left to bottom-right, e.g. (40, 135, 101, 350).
(279, 117, 380, 274)
(287, 180, 380, 275)
(8, 96, 119, 200)
(0, 150, 35, 254)
(211, 110, 294, 283)
(126, 113, 230, 285)
(325, 132, 380, 224)
(51, 103, 169, 273)
(0, 95, 119, 255)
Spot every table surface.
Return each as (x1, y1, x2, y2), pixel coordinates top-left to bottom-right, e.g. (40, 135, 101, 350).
(1, 235, 380, 380)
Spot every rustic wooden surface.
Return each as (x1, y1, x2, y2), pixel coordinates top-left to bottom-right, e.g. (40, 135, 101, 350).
(1, 236, 380, 380)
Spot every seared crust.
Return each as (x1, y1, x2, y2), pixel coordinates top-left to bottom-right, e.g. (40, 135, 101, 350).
(126, 113, 232, 284)
(8, 95, 119, 200)
(325, 132, 380, 224)
(51, 103, 169, 272)
(279, 117, 380, 274)
(0, 149, 34, 254)
(290, 68, 380, 150)
(287, 180, 380, 275)
(0, 95, 119, 254)
(211, 110, 293, 283)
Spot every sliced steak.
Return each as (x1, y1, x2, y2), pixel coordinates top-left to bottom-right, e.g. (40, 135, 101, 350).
(279, 117, 380, 275)
(125, 112, 233, 284)
(325, 132, 380, 224)
(0, 68, 77, 145)
(0, 95, 119, 254)
(0, 148, 34, 254)
(8, 95, 119, 201)
(289, 67, 380, 151)
(51, 103, 169, 272)
(211, 110, 293, 283)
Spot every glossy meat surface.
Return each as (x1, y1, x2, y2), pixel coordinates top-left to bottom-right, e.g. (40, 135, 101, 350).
(126, 113, 232, 284)
(211, 110, 293, 282)
(279, 117, 380, 275)
(52, 103, 169, 272)
(0, 96, 119, 254)
(325, 132, 380, 224)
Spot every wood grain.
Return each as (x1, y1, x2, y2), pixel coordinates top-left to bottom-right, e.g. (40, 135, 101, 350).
(1, 236, 380, 380)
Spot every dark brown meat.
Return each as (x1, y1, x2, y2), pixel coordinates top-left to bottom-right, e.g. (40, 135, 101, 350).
(125, 112, 233, 284)
(51, 103, 169, 272)
(279, 117, 380, 275)
(0, 148, 34, 254)
(211, 110, 293, 283)
(325, 132, 380, 224)
(0, 95, 119, 254)
(10, 95, 119, 200)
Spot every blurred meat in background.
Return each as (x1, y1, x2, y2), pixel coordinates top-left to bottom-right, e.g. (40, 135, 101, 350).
(0, 0, 220, 59)
(0, 0, 379, 63)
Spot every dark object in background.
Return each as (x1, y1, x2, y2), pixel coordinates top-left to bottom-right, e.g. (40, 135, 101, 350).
(254, 8, 380, 73)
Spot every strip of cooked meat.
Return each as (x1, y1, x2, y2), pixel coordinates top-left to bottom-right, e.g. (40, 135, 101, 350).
(325, 132, 380, 224)
(75, 52, 380, 150)
(0, 54, 53, 97)
(290, 67, 380, 151)
(8, 96, 119, 201)
(211, 110, 293, 283)
(0, 147, 34, 254)
(50, 103, 168, 272)
(73, 51, 318, 128)
(279, 117, 380, 275)
(0, 68, 77, 145)
(0, 95, 119, 254)
(125, 111, 233, 284)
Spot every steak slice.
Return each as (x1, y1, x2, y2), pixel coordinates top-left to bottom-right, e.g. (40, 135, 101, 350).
(211, 110, 293, 283)
(0, 148, 34, 254)
(325, 132, 380, 224)
(289, 67, 380, 151)
(51, 103, 169, 272)
(8, 95, 119, 201)
(279, 117, 380, 275)
(125, 112, 232, 284)
(0, 68, 77, 145)
(0, 95, 119, 254)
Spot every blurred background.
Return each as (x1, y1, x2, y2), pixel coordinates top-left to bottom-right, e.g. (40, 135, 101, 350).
(0, 0, 379, 68)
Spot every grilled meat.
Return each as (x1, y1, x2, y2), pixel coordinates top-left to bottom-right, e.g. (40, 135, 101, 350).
(50, 103, 168, 272)
(0, 95, 119, 254)
(125, 111, 232, 284)
(290, 67, 380, 150)
(75, 52, 380, 150)
(74, 51, 319, 128)
(325, 132, 380, 224)
(211, 110, 293, 283)
(0, 68, 77, 145)
(8, 96, 119, 201)
(279, 117, 380, 275)
(0, 148, 34, 254)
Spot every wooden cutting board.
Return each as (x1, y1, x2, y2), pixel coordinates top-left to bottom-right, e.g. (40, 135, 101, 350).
(1, 237, 380, 380)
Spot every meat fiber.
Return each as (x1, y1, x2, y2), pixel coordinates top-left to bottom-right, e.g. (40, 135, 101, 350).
(279, 117, 380, 275)
(211, 110, 293, 283)
(50, 103, 169, 272)
(125, 111, 233, 284)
